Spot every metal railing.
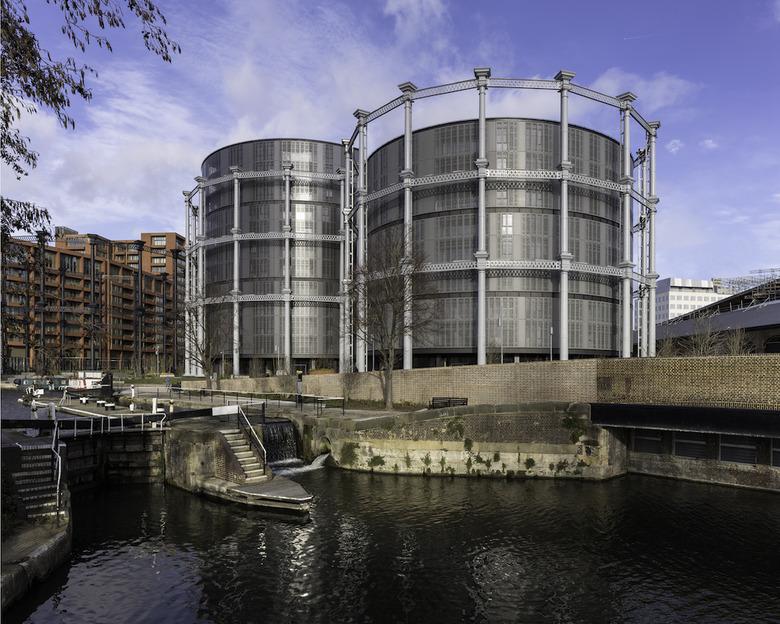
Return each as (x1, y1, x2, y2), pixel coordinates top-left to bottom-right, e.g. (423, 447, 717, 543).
(237, 404, 267, 466)
(50, 421, 63, 524)
(166, 386, 346, 415)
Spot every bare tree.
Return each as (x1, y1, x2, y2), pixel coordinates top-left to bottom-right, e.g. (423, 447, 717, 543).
(184, 299, 233, 389)
(722, 327, 754, 355)
(656, 335, 678, 358)
(348, 227, 436, 409)
(681, 312, 723, 356)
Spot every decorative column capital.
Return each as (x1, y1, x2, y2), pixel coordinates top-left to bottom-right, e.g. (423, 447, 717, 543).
(617, 92, 637, 109)
(282, 162, 294, 173)
(353, 109, 369, 124)
(648, 120, 661, 136)
(474, 67, 491, 87)
(230, 227, 241, 235)
(229, 165, 241, 177)
(555, 70, 576, 87)
(336, 167, 345, 177)
(194, 175, 206, 187)
(399, 169, 414, 181)
(619, 174, 633, 186)
(475, 158, 489, 169)
(398, 81, 417, 100)
(560, 164, 572, 176)
(560, 254, 573, 269)
(229, 289, 241, 297)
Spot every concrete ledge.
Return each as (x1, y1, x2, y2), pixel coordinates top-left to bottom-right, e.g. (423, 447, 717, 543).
(1, 522, 72, 611)
(193, 476, 312, 513)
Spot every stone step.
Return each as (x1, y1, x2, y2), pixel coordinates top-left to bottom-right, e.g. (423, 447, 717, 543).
(21, 454, 51, 462)
(218, 429, 240, 435)
(230, 445, 251, 454)
(13, 469, 54, 479)
(244, 468, 265, 478)
(244, 475, 268, 484)
(25, 500, 58, 511)
(18, 483, 57, 495)
(20, 461, 53, 470)
(238, 457, 261, 466)
(224, 436, 244, 444)
(20, 490, 58, 502)
(234, 450, 253, 459)
(28, 510, 62, 519)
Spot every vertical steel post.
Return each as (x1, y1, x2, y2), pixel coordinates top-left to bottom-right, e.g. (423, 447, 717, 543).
(354, 110, 369, 373)
(556, 71, 575, 361)
(337, 167, 346, 373)
(183, 192, 191, 377)
(171, 248, 179, 374)
(617, 92, 636, 358)
(282, 163, 293, 374)
(647, 121, 660, 356)
(474, 68, 491, 366)
(342, 139, 353, 372)
(230, 166, 241, 377)
(399, 82, 417, 370)
(196, 177, 206, 377)
(639, 149, 648, 357)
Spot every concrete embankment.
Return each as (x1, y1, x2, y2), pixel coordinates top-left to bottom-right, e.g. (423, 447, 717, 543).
(1, 521, 72, 611)
(285, 402, 627, 481)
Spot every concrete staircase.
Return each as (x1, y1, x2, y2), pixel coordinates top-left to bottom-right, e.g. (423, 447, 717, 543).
(12, 446, 64, 520)
(219, 429, 267, 484)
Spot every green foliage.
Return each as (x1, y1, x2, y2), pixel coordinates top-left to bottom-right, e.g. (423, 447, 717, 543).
(404, 451, 412, 469)
(367, 455, 385, 471)
(561, 414, 587, 444)
(439, 455, 447, 472)
(340, 442, 360, 466)
(463, 438, 473, 452)
(422, 452, 432, 467)
(445, 417, 465, 439)
(524, 457, 535, 470)
(1, 0, 180, 236)
(465, 456, 473, 473)
(393, 463, 399, 473)
(493, 451, 500, 463)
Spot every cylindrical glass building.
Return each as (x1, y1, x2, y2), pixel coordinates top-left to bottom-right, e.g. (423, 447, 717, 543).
(367, 118, 622, 365)
(201, 139, 344, 374)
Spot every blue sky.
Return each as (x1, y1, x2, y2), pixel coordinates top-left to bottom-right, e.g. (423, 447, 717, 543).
(3, 0, 779, 280)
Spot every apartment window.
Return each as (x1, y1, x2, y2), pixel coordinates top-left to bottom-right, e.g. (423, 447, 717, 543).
(673, 432, 708, 459)
(151, 236, 166, 247)
(151, 267, 166, 274)
(152, 256, 166, 265)
(61, 254, 79, 272)
(632, 429, 663, 454)
(719, 435, 757, 465)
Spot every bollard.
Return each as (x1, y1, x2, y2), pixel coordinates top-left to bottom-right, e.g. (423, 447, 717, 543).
(152, 397, 158, 415)
(73, 416, 77, 438)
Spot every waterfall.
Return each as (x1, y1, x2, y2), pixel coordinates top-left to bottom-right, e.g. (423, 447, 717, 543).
(263, 420, 298, 463)
(272, 454, 330, 476)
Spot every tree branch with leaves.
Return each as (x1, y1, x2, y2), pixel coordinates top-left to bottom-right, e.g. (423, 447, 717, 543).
(1, 0, 180, 237)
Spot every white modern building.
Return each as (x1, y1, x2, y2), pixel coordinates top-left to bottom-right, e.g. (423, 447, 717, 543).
(655, 278, 729, 322)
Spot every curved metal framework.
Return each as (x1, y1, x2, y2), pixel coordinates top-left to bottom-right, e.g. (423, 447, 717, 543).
(184, 67, 659, 377)
(343, 67, 659, 372)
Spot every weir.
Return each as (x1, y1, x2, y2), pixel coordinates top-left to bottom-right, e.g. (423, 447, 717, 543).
(263, 420, 298, 463)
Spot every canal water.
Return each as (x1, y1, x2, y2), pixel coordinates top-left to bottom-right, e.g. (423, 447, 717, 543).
(5, 469, 780, 623)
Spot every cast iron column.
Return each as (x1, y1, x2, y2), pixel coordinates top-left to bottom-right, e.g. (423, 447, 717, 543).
(556, 70, 575, 361)
(638, 149, 648, 357)
(354, 110, 369, 372)
(400, 81, 417, 370)
(170, 248, 179, 375)
(647, 121, 660, 356)
(229, 166, 241, 377)
(196, 177, 206, 377)
(183, 192, 191, 376)
(282, 163, 293, 374)
(474, 67, 491, 366)
(617, 92, 636, 358)
(337, 167, 346, 373)
(342, 139, 353, 372)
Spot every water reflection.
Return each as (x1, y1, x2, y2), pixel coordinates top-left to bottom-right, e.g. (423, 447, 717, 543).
(6, 472, 780, 624)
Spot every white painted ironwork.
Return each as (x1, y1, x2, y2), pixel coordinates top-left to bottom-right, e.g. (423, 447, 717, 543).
(488, 78, 559, 90)
(485, 169, 562, 180)
(568, 84, 621, 107)
(366, 183, 404, 203)
(569, 173, 627, 193)
(412, 79, 478, 100)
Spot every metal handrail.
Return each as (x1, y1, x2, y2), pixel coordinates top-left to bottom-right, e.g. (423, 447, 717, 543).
(50, 421, 63, 524)
(237, 404, 267, 466)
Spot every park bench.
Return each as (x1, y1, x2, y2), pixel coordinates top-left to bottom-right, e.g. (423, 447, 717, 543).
(104, 402, 116, 411)
(428, 397, 468, 409)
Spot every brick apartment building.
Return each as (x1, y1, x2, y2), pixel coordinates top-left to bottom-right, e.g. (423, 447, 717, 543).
(1, 228, 185, 375)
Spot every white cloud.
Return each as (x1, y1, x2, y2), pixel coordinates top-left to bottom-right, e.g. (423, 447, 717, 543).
(384, 0, 447, 41)
(771, 192, 780, 203)
(665, 139, 684, 154)
(591, 68, 697, 115)
(699, 138, 719, 150)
